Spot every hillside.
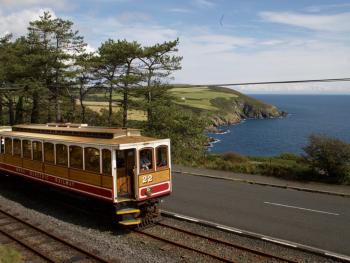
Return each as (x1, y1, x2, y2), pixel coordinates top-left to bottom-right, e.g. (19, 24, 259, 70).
(83, 85, 287, 127)
(171, 86, 285, 130)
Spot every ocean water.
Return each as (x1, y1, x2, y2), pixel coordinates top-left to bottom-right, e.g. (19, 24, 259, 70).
(207, 95, 350, 157)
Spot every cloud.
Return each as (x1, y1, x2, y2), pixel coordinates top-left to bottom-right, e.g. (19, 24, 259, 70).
(118, 12, 153, 23)
(305, 4, 350, 13)
(260, 40, 285, 45)
(259, 11, 350, 32)
(192, 0, 214, 8)
(0, 8, 56, 39)
(169, 9, 189, 12)
(0, 0, 75, 11)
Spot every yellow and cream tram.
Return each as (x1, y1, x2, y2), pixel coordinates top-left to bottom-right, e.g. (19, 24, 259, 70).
(0, 123, 171, 225)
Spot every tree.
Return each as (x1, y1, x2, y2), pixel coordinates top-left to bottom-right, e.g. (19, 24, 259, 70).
(137, 39, 182, 129)
(95, 39, 142, 126)
(143, 104, 210, 160)
(27, 11, 86, 121)
(72, 52, 96, 123)
(302, 133, 350, 183)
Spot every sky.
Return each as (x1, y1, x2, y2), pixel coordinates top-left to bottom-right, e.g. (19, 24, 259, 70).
(1, 0, 350, 94)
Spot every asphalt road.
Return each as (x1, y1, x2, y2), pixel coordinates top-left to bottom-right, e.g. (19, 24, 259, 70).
(161, 172, 350, 256)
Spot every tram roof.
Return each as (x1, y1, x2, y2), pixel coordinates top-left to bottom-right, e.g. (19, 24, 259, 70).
(0, 124, 169, 147)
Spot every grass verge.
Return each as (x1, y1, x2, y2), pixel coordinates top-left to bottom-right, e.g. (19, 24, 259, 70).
(0, 245, 22, 263)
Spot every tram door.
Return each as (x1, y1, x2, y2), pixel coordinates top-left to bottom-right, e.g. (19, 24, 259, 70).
(116, 149, 135, 195)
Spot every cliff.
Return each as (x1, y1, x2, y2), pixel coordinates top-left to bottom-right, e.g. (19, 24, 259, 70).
(172, 85, 287, 130)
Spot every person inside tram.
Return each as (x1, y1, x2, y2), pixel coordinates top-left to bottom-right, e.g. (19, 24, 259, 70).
(140, 151, 151, 170)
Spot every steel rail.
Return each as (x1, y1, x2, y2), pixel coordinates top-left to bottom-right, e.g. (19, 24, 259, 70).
(0, 227, 56, 262)
(0, 208, 112, 263)
(135, 228, 239, 263)
(156, 222, 299, 263)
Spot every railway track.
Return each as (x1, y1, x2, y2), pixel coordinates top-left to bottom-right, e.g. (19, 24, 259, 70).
(136, 221, 299, 263)
(0, 206, 112, 263)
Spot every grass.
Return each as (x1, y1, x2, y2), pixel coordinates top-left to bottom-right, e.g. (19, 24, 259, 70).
(81, 85, 276, 122)
(0, 245, 22, 263)
(171, 86, 238, 111)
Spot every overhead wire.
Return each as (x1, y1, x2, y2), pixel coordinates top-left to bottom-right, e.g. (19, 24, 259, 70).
(2, 77, 350, 90)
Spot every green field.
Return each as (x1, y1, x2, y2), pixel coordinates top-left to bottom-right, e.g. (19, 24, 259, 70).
(83, 85, 274, 120)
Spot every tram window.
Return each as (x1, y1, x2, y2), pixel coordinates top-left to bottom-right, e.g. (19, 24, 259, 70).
(5, 138, 12, 155)
(116, 150, 125, 168)
(56, 144, 68, 166)
(85, 147, 100, 172)
(102, 149, 111, 175)
(33, 141, 42, 161)
(156, 146, 168, 169)
(23, 140, 32, 159)
(70, 146, 83, 169)
(44, 143, 54, 163)
(13, 139, 21, 157)
(139, 149, 153, 172)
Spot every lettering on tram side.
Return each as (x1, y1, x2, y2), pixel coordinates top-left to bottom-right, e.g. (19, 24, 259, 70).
(29, 171, 49, 181)
(15, 167, 24, 174)
(55, 177, 75, 187)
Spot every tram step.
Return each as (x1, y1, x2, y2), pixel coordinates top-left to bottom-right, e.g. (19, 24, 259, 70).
(117, 208, 140, 215)
(119, 219, 140, 225)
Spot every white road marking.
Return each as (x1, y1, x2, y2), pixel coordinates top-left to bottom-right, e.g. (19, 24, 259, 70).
(262, 238, 297, 247)
(216, 226, 242, 233)
(264, 202, 339, 216)
(174, 215, 199, 222)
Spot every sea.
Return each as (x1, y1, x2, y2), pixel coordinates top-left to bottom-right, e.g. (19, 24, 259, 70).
(206, 95, 350, 157)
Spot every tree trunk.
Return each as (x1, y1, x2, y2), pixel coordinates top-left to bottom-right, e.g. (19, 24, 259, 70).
(80, 99, 86, 124)
(92, 111, 95, 126)
(0, 93, 3, 125)
(8, 98, 15, 126)
(31, 91, 39, 124)
(15, 95, 24, 125)
(48, 105, 52, 123)
(123, 92, 127, 127)
(108, 87, 112, 127)
(72, 98, 76, 123)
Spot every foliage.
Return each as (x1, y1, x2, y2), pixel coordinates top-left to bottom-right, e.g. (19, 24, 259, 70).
(302, 133, 350, 183)
(142, 104, 210, 160)
(221, 152, 248, 163)
(278, 152, 300, 161)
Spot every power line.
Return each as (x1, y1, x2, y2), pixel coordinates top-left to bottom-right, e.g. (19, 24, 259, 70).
(194, 78, 350, 87)
(2, 77, 350, 90)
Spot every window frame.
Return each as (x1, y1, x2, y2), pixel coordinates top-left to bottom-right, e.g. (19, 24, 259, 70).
(155, 145, 169, 171)
(102, 149, 112, 175)
(32, 141, 43, 162)
(69, 145, 83, 170)
(84, 147, 100, 173)
(5, 137, 12, 155)
(56, 144, 68, 167)
(13, 138, 21, 157)
(44, 142, 55, 164)
(138, 147, 155, 174)
(22, 140, 32, 159)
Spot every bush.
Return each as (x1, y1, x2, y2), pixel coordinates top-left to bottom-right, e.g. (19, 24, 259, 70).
(302, 133, 350, 184)
(278, 152, 300, 161)
(221, 152, 248, 163)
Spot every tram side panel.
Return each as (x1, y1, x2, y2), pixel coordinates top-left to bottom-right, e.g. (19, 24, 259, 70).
(0, 151, 114, 203)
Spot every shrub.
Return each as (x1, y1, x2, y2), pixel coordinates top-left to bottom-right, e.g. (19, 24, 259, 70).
(278, 152, 300, 161)
(221, 152, 248, 163)
(302, 133, 350, 184)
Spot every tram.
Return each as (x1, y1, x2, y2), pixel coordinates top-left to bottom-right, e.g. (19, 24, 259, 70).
(0, 123, 172, 225)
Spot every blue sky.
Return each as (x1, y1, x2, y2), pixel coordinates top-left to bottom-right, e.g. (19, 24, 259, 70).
(1, 0, 350, 94)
